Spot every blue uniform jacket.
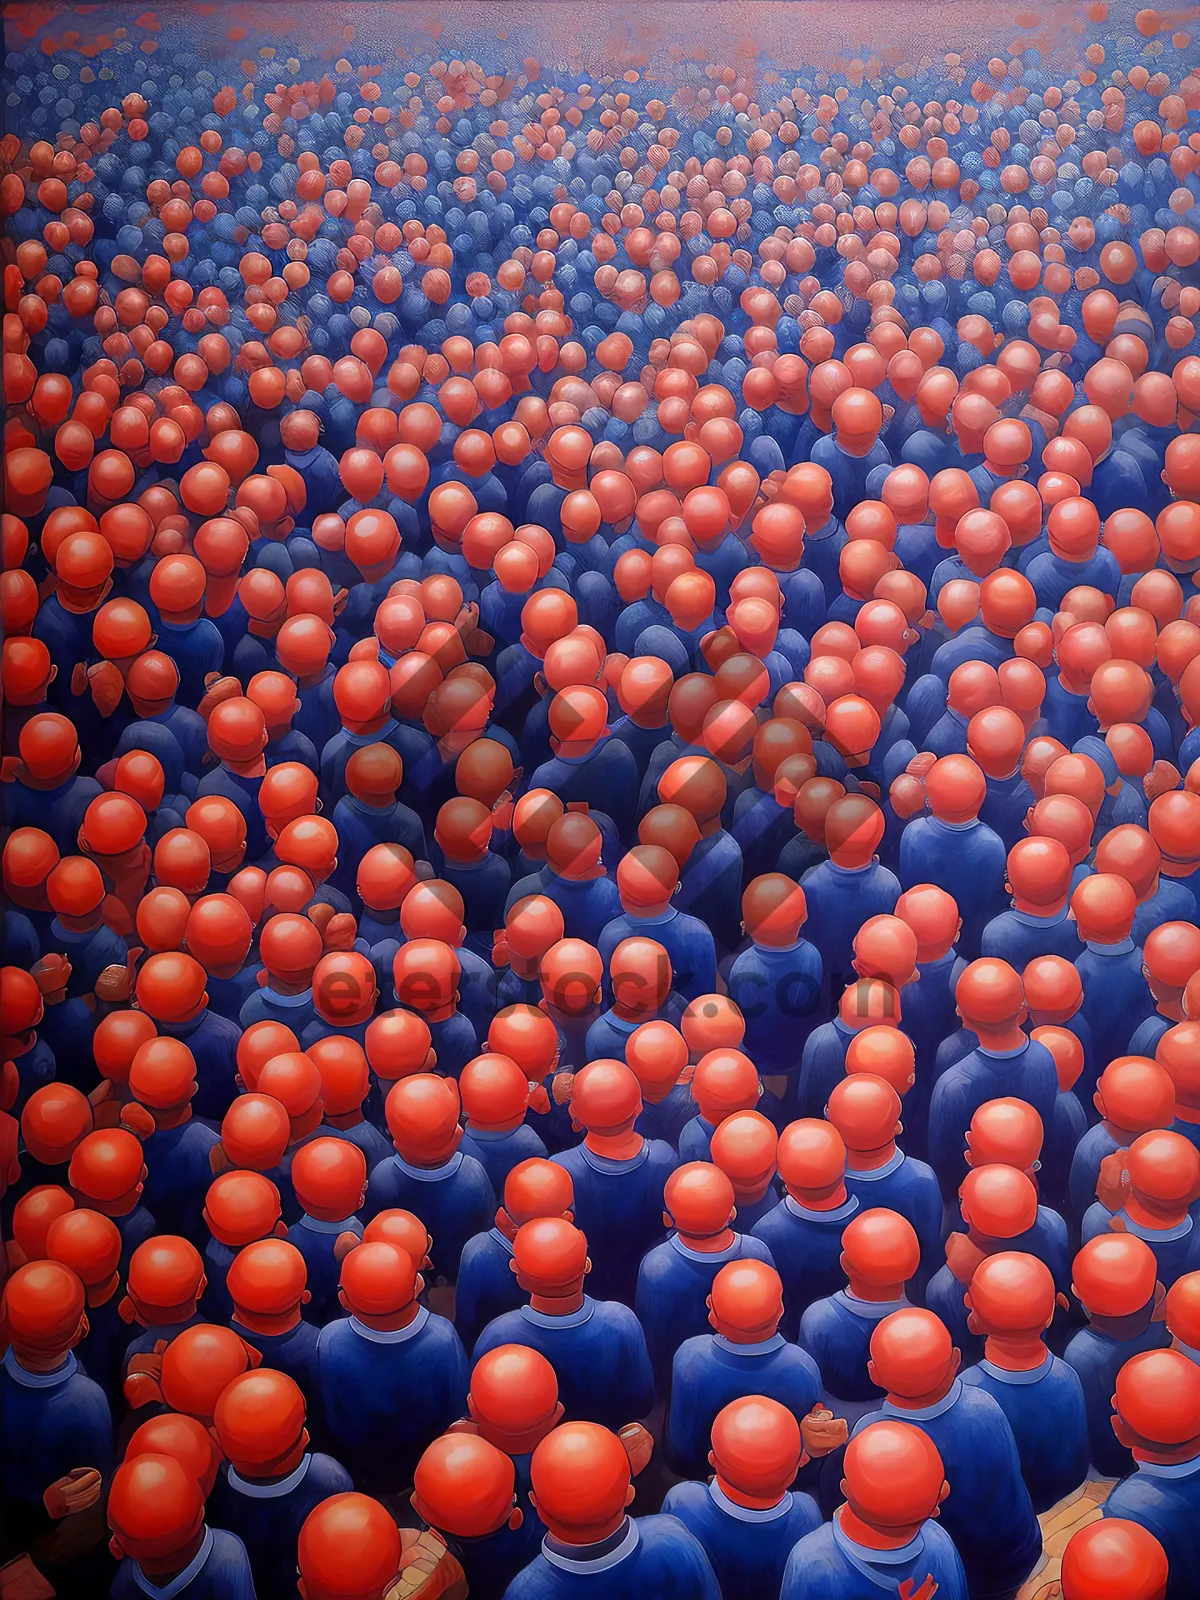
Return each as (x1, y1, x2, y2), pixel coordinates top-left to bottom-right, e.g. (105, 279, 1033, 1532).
(928, 1038, 1060, 1200)
(502, 1515, 721, 1600)
(552, 1140, 678, 1306)
(725, 940, 824, 1077)
(753, 1195, 862, 1340)
(854, 1380, 1040, 1600)
(365, 1149, 496, 1281)
(961, 1352, 1089, 1512)
(980, 905, 1084, 969)
(598, 908, 717, 1005)
(1104, 1455, 1200, 1600)
(667, 1332, 822, 1480)
(800, 1292, 908, 1408)
(316, 1307, 467, 1493)
(474, 1297, 654, 1427)
(662, 1479, 821, 1600)
(208, 1452, 352, 1597)
(899, 816, 1007, 958)
(110, 1528, 257, 1600)
(635, 1232, 775, 1387)
(780, 1511, 968, 1600)
(1064, 1320, 1171, 1480)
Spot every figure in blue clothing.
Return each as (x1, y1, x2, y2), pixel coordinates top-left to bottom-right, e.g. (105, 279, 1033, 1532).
(801, 794, 902, 1012)
(826, 1073, 942, 1287)
(1105, 1347, 1200, 1600)
(799, 1206, 922, 1423)
(1081, 1131, 1200, 1289)
(503, 1419, 722, 1600)
(209, 1368, 352, 1598)
(677, 1044, 762, 1167)
(364, 1073, 496, 1283)
(316, 1238, 468, 1496)
(599, 844, 717, 1006)
(458, 1052, 549, 1197)
(551, 1060, 678, 1307)
(928, 957, 1061, 1202)
(286, 1137, 369, 1326)
(926, 1163, 1068, 1365)
(662, 1396, 822, 1600)
(226, 1239, 322, 1404)
(982, 835, 1085, 969)
(108, 1452, 257, 1600)
(724, 872, 823, 1079)
(899, 753, 1008, 958)
(410, 1431, 533, 1600)
(1065, 1233, 1171, 1482)
(667, 1255, 847, 1480)
(859, 1306, 1042, 1600)
(635, 1161, 775, 1387)
(1071, 873, 1155, 1072)
(960, 1251, 1090, 1513)
(456, 1159, 576, 1358)
(0, 1260, 115, 1598)
(1069, 1056, 1178, 1242)
(779, 1418, 969, 1600)
(473, 1210, 656, 1430)
(754, 1118, 864, 1339)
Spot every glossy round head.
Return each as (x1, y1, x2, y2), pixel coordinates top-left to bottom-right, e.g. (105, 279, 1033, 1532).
(681, 994, 745, 1057)
(413, 1433, 516, 1539)
(966, 1098, 1044, 1170)
(955, 958, 1024, 1031)
(845, 1028, 916, 1095)
(958, 1164, 1038, 1238)
(1060, 1520, 1168, 1600)
(842, 1421, 947, 1532)
(503, 1159, 575, 1227)
(214, 1367, 308, 1476)
(107, 1455, 205, 1564)
(710, 1395, 804, 1503)
(291, 1137, 367, 1221)
(1114, 1348, 1200, 1452)
(840, 1207, 921, 1289)
(776, 1119, 848, 1198)
(894, 884, 960, 963)
(339, 1240, 417, 1319)
(966, 1251, 1055, 1335)
(298, 1493, 403, 1600)
(824, 794, 885, 867)
(868, 1307, 958, 1400)
(1165, 1273, 1200, 1350)
(664, 1163, 735, 1237)
(1071, 873, 1137, 945)
(1072, 1233, 1159, 1319)
(384, 1074, 462, 1164)
(160, 1323, 254, 1421)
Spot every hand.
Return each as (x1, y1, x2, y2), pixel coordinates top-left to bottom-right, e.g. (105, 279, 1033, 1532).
(119, 1103, 156, 1140)
(387, 1530, 467, 1600)
(321, 912, 358, 951)
(42, 1469, 102, 1520)
(890, 773, 927, 820)
(123, 1342, 168, 1409)
(1145, 760, 1180, 801)
(898, 1580, 938, 1600)
(800, 1405, 848, 1457)
(906, 750, 938, 778)
(333, 1231, 361, 1263)
(84, 661, 124, 718)
(1096, 1149, 1131, 1214)
(552, 1071, 575, 1105)
(619, 1422, 654, 1476)
(307, 902, 336, 938)
(0, 1553, 56, 1600)
(209, 1144, 233, 1175)
(31, 954, 71, 997)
